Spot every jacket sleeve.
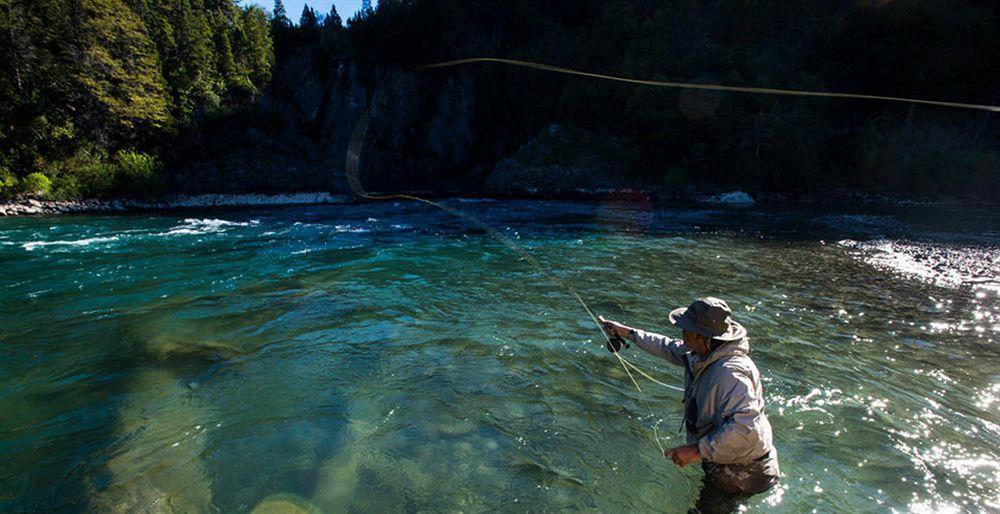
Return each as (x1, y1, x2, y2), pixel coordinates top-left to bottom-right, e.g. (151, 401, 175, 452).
(696, 369, 764, 464)
(630, 328, 688, 367)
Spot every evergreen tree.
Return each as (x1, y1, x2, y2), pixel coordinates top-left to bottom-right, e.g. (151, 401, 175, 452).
(271, 0, 289, 27)
(239, 5, 273, 87)
(76, 0, 170, 138)
(362, 0, 373, 17)
(272, 0, 286, 20)
(299, 4, 318, 43)
(0, 0, 81, 171)
(0, 0, 275, 199)
(324, 3, 342, 28)
(270, 0, 291, 52)
(214, 19, 236, 82)
(300, 4, 318, 30)
(170, 0, 221, 114)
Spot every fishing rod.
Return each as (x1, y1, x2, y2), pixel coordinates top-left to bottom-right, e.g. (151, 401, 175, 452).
(345, 107, 683, 456)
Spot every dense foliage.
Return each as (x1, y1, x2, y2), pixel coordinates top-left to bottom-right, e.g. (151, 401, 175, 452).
(0, 0, 273, 198)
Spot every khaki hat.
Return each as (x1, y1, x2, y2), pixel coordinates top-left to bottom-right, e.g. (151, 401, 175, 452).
(669, 297, 746, 341)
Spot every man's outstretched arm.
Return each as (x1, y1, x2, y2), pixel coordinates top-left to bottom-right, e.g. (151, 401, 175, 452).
(599, 316, 689, 366)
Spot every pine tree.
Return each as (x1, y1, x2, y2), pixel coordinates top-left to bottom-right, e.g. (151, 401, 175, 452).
(76, 0, 170, 138)
(271, 0, 289, 27)
(214, 19, 236, 82)
(324, 3, 342, 28)
(269, 0, 291, 52)
(299, 4, 318, 30)
(362, 0, 373, 17)
(299, 4, 318, 42)
(171, 0, 220, 114)
(2, 0, 28, 93)
(239, 5, 273, 87)
(0, 0, 277, 197)
(134, 0, 177, 70)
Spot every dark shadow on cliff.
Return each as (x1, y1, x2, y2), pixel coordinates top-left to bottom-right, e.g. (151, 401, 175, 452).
(165, 0, 999, 203)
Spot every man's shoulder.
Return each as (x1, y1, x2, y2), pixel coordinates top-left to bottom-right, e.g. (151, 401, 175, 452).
(712, 354, 758, 380)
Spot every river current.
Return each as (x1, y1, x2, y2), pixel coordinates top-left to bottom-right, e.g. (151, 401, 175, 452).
(1, 199, 997, 512)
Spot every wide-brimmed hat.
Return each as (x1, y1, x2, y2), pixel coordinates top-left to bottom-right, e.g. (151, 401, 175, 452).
(669, 297, 746, 341)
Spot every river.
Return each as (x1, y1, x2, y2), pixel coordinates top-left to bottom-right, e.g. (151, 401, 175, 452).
(1, 199, 997, 512)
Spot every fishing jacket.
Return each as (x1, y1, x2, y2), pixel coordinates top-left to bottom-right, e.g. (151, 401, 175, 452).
(631, 329, 777, 467)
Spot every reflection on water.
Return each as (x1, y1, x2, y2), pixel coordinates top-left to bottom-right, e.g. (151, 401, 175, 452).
(0, 201, 997, 512)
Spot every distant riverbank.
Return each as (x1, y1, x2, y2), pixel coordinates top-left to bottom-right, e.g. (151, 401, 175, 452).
(2, 187, 983, 217)
(0, 193, 349, 216)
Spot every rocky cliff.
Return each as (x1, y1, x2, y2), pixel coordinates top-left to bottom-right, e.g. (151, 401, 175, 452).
(168, 46, 482, 197)
(169, 41, 661, 200)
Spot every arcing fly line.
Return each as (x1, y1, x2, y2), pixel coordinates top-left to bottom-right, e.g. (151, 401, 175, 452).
(346, 108, 682, 456)
(420, 57, 1000, 113)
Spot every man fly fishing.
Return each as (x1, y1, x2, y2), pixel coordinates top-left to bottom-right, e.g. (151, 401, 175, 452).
(600, 297, 779, 513)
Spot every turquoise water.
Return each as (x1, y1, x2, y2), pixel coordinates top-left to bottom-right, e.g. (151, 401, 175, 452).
(1, 200, 997, 512)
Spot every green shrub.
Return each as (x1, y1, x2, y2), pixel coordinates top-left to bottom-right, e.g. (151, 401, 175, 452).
(0, 170, 18, 199)
(49, 174, 83, 200)
(45, 147, 115, 199)
(0, 153, 16, 199)
(0, 153, 19, 198)
(857, 119, 999, 197)
(114, 150, 164, 195)
(22, 172, 52, 196)
(40, 148, 164, 199)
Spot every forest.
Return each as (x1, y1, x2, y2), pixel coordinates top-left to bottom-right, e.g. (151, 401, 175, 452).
(2, 0, 997, 201)
(0, 0, 274, 199)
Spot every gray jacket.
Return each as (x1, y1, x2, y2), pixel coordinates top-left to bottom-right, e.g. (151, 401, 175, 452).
(631, 329, 777, 468)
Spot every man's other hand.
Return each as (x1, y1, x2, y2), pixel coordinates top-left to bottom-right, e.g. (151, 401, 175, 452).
(666, 444, 701, 467)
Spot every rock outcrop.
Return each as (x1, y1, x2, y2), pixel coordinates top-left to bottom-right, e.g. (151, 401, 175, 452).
(168, 47, 477, 197)
(484, 125, 638, 196)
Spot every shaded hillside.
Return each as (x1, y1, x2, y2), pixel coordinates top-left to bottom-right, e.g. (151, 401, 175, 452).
(179, 0, 998, 201)
(3, 0, 998, 202)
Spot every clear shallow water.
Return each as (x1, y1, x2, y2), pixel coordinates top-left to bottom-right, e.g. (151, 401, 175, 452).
(1, 200, 997, 513)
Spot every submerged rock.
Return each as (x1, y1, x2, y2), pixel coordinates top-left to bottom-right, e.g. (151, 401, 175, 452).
(88, 369, 213, 513)
(147, 336, 246, 364)
(251, 494, 322, 514)
(313, 450, 362, 511)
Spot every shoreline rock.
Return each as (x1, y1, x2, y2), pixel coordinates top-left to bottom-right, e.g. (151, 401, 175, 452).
(697, 191, 756, 205)
(0, 192, 348, 217)
(0, 188, 988, 218)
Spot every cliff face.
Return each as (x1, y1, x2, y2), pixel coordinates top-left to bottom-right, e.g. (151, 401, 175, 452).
(172, 45, 998, 203)
(359, 67, 476, 192)
(170, 48, 632, 198)
(169, 47, 478, 196)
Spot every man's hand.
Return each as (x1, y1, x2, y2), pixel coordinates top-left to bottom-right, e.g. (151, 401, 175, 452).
(598, 316, 631, 339)
(665, 444, 701, 467)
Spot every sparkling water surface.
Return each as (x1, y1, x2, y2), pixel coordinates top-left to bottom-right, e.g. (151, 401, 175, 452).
(1, 200, 997, 512)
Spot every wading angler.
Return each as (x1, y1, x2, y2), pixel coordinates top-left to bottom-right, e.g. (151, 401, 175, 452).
(601, 297, 779, 513)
